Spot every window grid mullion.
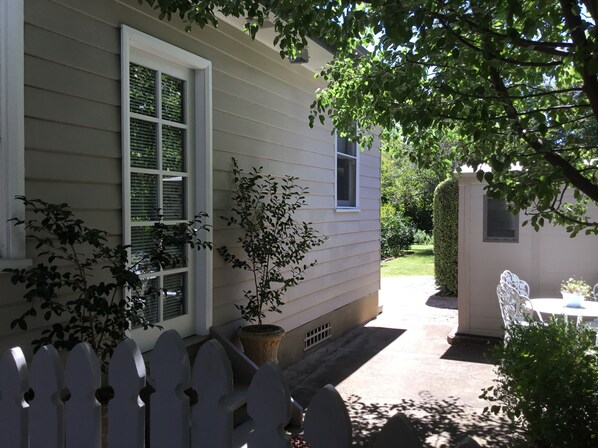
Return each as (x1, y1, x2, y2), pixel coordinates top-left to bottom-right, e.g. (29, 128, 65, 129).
(157, 274, 164, 323)
(337, 152, 357, 162)
(131, 167, 189, 178)
(153, 69, 164, 323)
(156, 69, 164, 217)
(138, 268, 187, 282)
(131, 220, 190, 227)
(130, 111, 188, 130)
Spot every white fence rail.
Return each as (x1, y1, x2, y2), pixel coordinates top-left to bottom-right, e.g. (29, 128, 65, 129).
(0, 330, 481, 448)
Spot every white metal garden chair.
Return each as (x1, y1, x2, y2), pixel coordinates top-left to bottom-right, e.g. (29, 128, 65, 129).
(593, 282, 598, 301)
(496, 282, 542, 339)
(500, 270, 531, 297)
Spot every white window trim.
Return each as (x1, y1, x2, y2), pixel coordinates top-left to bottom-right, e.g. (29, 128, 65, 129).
(335, 131, 360, 212)
(0, 0, 28, 269)
(483, 195, 519, 243)
(121, 26, 213, 348)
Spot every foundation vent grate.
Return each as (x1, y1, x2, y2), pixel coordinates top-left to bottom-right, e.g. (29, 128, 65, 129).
(304, 322, 331, 351)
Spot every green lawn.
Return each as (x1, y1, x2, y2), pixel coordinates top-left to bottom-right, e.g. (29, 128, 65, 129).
(381, 244, 434, 277)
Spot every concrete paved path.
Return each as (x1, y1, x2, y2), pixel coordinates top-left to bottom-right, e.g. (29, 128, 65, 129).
(283, 276, 522, 447)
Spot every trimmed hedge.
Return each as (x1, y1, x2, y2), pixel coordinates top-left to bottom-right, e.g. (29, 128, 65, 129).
(433, 177, 458, 295)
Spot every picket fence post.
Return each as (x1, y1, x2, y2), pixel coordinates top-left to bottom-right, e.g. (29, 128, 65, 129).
(246, 362, 291, 448)
(191, 338, 234, 448)
(65, 342, 102, 448)
(0, 331, 484, 448)
(150, 329, 191, 448)
(29, 345, 65, 448)
(454, 436, 483, 448)
(0, 346, 29, 448)
(370, 412, 421, 448)
(303, 384, 352, 448)
(108, 338, 146, 448)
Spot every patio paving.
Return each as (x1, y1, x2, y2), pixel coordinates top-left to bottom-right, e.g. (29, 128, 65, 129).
(283, 276, 524, 447)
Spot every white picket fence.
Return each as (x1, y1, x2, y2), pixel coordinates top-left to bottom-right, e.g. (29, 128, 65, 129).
(0, 330, 481, 448)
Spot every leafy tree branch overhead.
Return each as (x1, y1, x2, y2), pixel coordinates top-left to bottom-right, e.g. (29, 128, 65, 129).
(144, 0, 598, 235)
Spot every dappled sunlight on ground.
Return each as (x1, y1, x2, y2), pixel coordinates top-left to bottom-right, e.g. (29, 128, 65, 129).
(284, 276, 515, 447)
(289, 393, 524, 448)
(344, 393, 525, 448)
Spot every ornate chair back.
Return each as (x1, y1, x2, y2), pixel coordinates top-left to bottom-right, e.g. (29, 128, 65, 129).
(500, 270, 530, 297)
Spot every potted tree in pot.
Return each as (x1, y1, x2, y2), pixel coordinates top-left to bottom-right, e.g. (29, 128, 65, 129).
(218, 158, 326, 366)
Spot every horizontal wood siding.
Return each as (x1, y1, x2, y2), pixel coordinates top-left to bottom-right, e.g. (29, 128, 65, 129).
(0, 0, 380, 354)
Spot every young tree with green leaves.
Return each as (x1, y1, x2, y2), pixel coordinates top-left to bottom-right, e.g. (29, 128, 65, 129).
(145, 0, 598, 236)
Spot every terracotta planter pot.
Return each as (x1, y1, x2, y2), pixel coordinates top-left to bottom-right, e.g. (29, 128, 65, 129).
(237, 324, 285, 366)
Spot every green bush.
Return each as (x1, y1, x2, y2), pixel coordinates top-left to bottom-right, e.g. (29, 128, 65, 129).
(481, 318, 598, 448)
(5, 197, 212, 367)
(413, 229, 433, 245)
(433, 177, 458, 295)
(381, 204, 414, 258)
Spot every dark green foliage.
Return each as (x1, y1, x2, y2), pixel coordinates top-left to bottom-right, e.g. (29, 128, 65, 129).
(481, 318, 598, 448)
(433, 178, 458, 296)
(381, 141, 453, 234)
(147, 1, 598, 236)
(217, 159, 326, 325)
(5, 197, 211, 367)
(381, 204, 415, 258)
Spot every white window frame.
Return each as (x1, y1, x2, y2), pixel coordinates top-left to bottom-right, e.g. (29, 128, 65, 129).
(121, 26, 213, 350)
(335, 131, 360, 211)
(483, 195, 519, 243)
(0, 0, 27, 269)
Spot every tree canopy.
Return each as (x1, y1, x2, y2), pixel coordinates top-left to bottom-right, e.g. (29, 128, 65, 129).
(381, 136, 453, 232)
(144, 0, 598, 235)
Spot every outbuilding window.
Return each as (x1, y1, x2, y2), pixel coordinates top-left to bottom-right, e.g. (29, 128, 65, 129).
(483, 195, 519, 242)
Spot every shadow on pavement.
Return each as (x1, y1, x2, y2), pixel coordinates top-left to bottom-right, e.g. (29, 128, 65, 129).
(425, 294, 458, 310)
(286, 326, 406, 407)
(440, 341, 497, 365)
(345, 393, 525, 448)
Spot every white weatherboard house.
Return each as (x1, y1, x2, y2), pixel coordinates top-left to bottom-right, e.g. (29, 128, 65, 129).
(457, 173, 598, 338)
(0, 0, 381, 366)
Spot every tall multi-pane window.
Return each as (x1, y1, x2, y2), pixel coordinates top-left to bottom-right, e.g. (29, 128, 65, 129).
(128, 61, 191, 326)
(122, 26, 213, 350)
(336, 133, 359, 208)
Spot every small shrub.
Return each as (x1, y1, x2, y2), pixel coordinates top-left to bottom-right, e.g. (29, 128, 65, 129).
(481, 318, 598, 448)
(433, 177, 458, 295)
(413, 229, 433, 245)
(381, 204, 414, 258)
(5, 197, 211, 367)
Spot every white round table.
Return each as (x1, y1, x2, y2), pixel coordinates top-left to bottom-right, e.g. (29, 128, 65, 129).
(530, 298, 598, 322)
